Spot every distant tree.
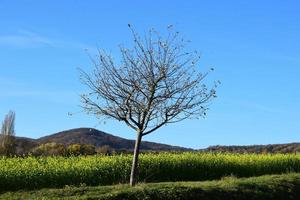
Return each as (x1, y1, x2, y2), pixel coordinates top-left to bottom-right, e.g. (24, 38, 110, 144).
(80, 25, 218, 186)
(67, 144, 82, 156)
(79, 144, 96, 155)
(31, 142, 66, 156)
(67, 144, 96, 156)
(96, 145, 115, 155)
(0, 111, 17, 156)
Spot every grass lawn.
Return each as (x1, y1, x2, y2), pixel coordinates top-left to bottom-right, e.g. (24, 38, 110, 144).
(1, 173, 300, 200)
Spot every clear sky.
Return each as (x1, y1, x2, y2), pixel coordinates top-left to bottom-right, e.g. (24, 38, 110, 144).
(0, 0, 299, 149)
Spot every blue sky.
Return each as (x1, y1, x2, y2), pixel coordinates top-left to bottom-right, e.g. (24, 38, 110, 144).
(0, 1, 299, 149)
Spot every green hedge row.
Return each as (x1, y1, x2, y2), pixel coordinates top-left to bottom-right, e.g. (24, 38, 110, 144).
(102, 173, 300, 200)
(1, 173, 300, 199)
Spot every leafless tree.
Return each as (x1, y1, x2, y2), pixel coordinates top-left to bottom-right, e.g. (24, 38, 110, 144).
(80, 25, 218, 186)
(0, 110, 16, 156)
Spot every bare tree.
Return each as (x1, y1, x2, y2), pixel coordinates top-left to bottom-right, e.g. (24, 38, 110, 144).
(80, 25, 218, 186)
(0, 110, 16, 156)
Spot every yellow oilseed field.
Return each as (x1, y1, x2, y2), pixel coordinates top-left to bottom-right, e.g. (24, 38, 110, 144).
(1, 153, 300, 191)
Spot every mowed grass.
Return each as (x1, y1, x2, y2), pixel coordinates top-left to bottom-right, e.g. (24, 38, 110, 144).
(1, 152, 300, 191)
(1, 173, 300, 200)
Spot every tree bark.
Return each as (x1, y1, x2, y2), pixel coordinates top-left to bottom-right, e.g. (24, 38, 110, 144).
(130, 131, 142, 186)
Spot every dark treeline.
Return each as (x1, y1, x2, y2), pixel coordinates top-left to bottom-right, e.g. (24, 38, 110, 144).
(204, 143, 300, 154)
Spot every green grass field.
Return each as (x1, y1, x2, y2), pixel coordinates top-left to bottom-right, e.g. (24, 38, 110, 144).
(1, 152, 300, 191)
(1, 173, 300, 200)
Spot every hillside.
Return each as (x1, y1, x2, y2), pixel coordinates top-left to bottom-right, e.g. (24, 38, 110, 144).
(15, 128, 189, 153)
(15, 137, 39, 155)
(203, 143, 300, 154)
(14, 128, 300, 154)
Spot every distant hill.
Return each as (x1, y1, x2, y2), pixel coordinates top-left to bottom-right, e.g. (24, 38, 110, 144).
(202, 143, 300, 154)
(37, 128, 189, 151)
(14, 128, 300, 154)
(15, 128, 190, 153)
(15, 137, 39, 155)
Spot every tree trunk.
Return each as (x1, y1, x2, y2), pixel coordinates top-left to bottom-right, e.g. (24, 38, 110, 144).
(130, 131, 142, 186)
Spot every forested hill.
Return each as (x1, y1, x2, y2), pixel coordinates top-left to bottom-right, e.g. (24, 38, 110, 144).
(15, 128, 300, 154)
(203, 143, 300, 154)
(15, 128, 190, 153)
